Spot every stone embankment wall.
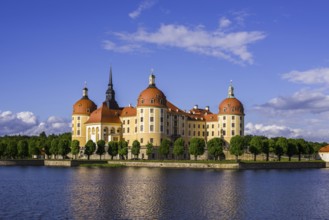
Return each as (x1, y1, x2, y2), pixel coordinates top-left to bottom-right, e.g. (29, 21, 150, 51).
(0, 160, 44, 166)
(44, 160, 108, 167)
(239, 162, 326, 169)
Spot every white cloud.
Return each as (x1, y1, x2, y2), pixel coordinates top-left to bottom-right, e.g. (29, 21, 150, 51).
(104, 24, 266, 64)
(245, 122, 329, 142)
(129, 0, 156, 19)
(219, 17, 231, 29)
(282, 67, 329, 85)
(0, 110, 70, 136)
(255, 89, 329, 114)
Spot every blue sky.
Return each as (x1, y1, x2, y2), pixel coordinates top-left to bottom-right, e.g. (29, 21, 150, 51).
(1, 0, 329, 141)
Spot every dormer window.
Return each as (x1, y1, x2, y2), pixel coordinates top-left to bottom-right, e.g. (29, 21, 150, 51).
(141, 99, 144, 104)
(151, 99, 155, 104)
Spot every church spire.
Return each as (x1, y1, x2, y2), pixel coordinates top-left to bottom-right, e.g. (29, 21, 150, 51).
(228, 80, 235, 98)
(105, 66, 120, 109)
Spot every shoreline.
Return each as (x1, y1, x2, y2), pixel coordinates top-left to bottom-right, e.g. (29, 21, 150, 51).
(0, 159, 328, 169)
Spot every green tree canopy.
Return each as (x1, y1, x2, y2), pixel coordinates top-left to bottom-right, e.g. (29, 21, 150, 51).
(159, 139, 171, 159)
(262, 139, 270, 161)
(58, 139, 70, 159)
(96, 140, 106, 160)
(275, 137, 288, 161)
(84, 140, 96, 160)
(17, 140, 29, 159)
(50, 139, 59, 159)
(0, 142, 7, 159)
(146, 143, 154, 158)
(229, 135, 244, 162)
(296, 139, 306, 161)
(108, 141, 119, 160)
(249, 136, 263, 161)
(207, 138, 224, 161)
(71, 140, 80, 160)
(131, 140, 141, 159)
(189, 137, 205, 160)
(28, 140, 39, 158)
(118, 140, 128, 160)
(286, 139, 297, 161)
(173, 138, 185, 160)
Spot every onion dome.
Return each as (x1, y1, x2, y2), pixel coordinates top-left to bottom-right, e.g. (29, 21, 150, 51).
(218, 81, 244, 115)
(137, 74, 167, 108)
(73, 84, 97, 115)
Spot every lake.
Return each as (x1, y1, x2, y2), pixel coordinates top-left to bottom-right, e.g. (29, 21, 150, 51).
(0, 167, 329, 220)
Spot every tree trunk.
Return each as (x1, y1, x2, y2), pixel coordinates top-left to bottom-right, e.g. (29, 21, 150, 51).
(235, 155, 238, 162)
(278, 155, 281, 161)
(87, 155, 90, 160)
(100, 155, 101, 160)
(289, 156, 291, 161)
(298, 154, 301, 161)
(194, 155, 197, 161)
(254, 154, 256, 161)
(266, 153, 269, 161)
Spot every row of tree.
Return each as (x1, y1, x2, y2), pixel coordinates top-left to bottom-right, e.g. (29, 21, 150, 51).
(0, 132, 326, 161)
(229, 135, 326, 161)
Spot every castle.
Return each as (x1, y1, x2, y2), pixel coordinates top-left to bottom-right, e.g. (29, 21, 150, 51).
(71, 68, 245, 159)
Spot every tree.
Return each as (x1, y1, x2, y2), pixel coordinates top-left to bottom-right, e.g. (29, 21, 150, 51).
(159, 139, 171, 159)
(84, 140, 96, 160)
(304, 142, 314, 160)
(229, 135, 244, 162)
(58, 139, 70, 159)
(50, 139, 59, 159)
(207, 138, 224, 161)
(96, 140, 106, 160)
(296, 139, 306, 161)
(0, 142, 7, 159)
(262, 139, 270, 161)
(7, 140, 18, 159)
(29, 140, 40, 158)
(118, 140, 128, 160)
(173, 138, 185, 160)
(249, 136, 263, 161)
(131, 140, 141, 159)
(275, 137, 288, 161)
(146, 143, 153, 159)
(71, 140, 80, 160)
(17, 140, 29, 159)
(189, 138, 205, 161)
(286, 139, 297, 161)
(108, 141, 119, 160)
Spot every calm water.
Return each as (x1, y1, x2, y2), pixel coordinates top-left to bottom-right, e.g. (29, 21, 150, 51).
(0, 167, 329, 220)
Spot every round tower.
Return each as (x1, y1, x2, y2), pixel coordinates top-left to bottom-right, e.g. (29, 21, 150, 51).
(136, 73, 167, 152)
(218, 81, 245, 144)
(72, 83, 97, 147)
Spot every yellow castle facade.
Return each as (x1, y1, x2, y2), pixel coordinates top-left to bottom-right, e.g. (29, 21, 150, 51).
(72, 69, 245, 159)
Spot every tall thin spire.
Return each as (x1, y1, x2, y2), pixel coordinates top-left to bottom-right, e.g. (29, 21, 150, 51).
(228, 80, 235, 98)
(105, 66, 120, 109)
(82, 81, 88, 97)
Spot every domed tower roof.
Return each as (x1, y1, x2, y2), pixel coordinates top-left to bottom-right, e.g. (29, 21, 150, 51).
(218, 81, 244, 115)
(137, 74, 167, 108)
(73, 84, 97, 115)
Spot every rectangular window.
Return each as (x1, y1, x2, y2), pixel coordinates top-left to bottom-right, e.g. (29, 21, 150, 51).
(127, 128, 130, 133)
(128, 120, 130, 125)
(123, 128, 125, 133)
(141, 117, 144, 122)
(198, 125, 200, 128)
(150, 125, 154, 132)
(150, 117, 154, 122)
(161, 125, 164, 132)
(223, 123, 226, 128)
(232, 123, 235, 128)
(223, 130, 226, 136)
(223, 116, 226, 120)
(150, 138, 154, 143)
(150, 108, 154, 113)
(212, 131, 214, 136)
(77, 123, 80, 128)
(232, 116, 235, 120)
(77, 116, 80, 120)
(135, 127, 137, 132)
(232, 130, 235, 136)
(141, 138, 143, 144)
(140, 125, 143, 132)
(161, 117, 164, 123)
(77, 130, 80, 135)
(212, 124, 214, 129)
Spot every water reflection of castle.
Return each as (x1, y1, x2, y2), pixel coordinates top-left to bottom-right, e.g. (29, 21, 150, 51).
(71, 69, 245, 159)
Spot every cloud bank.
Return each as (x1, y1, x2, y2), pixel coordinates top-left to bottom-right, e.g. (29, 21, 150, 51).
(0, 111, 70, 136)
(129, 0, 156, 19)
(104, 23, 266, 64)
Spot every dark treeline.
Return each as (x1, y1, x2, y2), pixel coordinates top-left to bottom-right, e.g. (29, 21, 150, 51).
(0, 132, 327, 161)
(0, 132, 71, 159)
(229, 135, 327, 162)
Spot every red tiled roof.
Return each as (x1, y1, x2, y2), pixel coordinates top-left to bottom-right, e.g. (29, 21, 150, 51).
(319, 145, 329, 153)
(86, 102, 121, 124)
(120, 106, 137, 117)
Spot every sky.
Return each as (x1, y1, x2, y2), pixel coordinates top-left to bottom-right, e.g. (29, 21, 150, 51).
(1, 0, 329, 142)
